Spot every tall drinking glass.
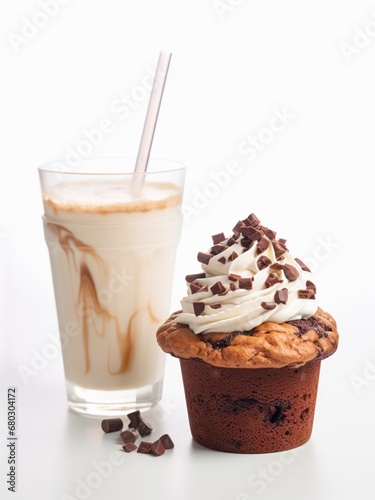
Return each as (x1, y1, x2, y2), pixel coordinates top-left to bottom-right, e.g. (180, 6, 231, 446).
(39, 158, 185, 416)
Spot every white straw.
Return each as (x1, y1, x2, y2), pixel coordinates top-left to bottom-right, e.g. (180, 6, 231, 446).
(132, 51, 172, 197)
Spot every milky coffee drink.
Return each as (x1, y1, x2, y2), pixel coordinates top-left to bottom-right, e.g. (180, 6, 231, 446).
(39, 160, 185, 415)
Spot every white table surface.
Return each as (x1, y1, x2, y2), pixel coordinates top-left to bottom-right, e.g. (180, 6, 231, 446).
(1, 288, 374, 500)
(0, 356, 371, 500)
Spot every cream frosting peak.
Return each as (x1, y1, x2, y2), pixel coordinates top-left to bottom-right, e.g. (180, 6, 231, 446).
(177, 213, 318, 334)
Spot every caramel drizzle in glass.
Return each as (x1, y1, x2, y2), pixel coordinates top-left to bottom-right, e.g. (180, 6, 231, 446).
(47, 223, 142, 375)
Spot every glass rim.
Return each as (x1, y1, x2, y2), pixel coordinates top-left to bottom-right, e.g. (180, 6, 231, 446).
(37, 157, 187, 176)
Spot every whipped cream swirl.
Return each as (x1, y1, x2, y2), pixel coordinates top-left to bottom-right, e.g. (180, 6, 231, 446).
(177, 214, 318, 334)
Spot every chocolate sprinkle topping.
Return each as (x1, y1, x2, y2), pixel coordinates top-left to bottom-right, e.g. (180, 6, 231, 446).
(197, 252, 212, 265)
(269, 262, 284, 271)
(242, 226, 262, 241)
(283, 264, 299, 282)
(232, 221, 243, 235)
(272, 240, 286, 259)
(190, 283, 202, 294)
(185, 273, 206, 283)
(257, 236, 270, 254)
(211, 244, 228, 255)
(247, 213, 261, 226)
(229, 273, 241, 281)
(295, 258, 311, 272)
(240, 237, 252, 248)
(193, 302, 205, 316)
(239, 278, 253, 290)
(298, 289, 315, 299)
(306, 280, 316, 293)
(185, 213, 318, 319)
(265, 228, 277, 240)
(228, 251, 238, 262)
(279, 238, 288, 251)
(227, 237, 237, 246)
(265, 273, 283, 288)
(274, 288, 288, 304)
(257, 256, 272, 270)
(210, 281, 226, 295)
(212, 232, 225, 244)
(261, 301, 277, 310)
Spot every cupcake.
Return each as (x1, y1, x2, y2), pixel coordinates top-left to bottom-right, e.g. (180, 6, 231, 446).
(157, 213, 339, 453)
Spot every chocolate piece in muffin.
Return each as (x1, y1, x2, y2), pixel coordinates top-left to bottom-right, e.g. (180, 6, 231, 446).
(157, 307, 338, 369)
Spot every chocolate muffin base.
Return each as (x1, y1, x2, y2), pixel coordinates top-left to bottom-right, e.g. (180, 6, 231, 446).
(180, 358, 321, 454)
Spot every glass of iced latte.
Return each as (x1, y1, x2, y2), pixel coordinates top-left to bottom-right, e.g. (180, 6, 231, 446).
(39, 158, 185, 416)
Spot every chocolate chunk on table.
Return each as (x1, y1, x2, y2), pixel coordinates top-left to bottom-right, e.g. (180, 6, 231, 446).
(137, 441, 153, 454)
(127, 411, 142, 430)
(151, 439, 165, 457)
(120, 428, 137, 444)
(138, 420, 153, 437)
(159, 434, 175, 449)
(122, 442, 137, 453)
(101, 418, 123, 433)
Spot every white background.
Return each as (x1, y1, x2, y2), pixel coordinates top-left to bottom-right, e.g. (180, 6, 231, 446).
(1, 1, 375, 499)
